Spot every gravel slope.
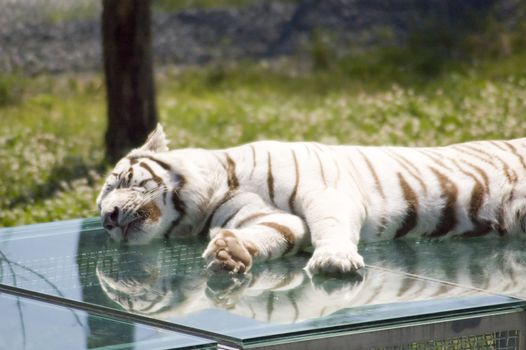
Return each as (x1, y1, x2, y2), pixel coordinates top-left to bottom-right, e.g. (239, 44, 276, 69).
(0, 0, 520, 74)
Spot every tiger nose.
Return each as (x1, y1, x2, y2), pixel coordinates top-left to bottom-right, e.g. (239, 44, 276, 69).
(102, 206, 120, 231)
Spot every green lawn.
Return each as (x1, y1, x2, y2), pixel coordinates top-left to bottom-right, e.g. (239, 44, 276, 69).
(1, 52, 526, 227)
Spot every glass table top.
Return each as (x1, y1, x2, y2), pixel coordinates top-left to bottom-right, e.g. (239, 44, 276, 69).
(1, 218, 525, 348)
(0, 292, 215, 350)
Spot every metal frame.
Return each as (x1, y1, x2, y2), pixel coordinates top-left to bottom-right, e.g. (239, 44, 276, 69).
(248, 308, 526, 350)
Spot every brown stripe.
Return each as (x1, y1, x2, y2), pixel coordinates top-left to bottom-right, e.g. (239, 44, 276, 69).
(462, 223, 492, 237)
(469, 181, 485, 222)
(312, 143, 325, 152)
(398, 274, 417, 296)
(225, 153, 239, 190)
(474, 143, 518, 183)
(287, 292, 300, 323)
(273, 273, 296, 290)
(236, 212, 270, 228)
(171, 190, 186, 218)
(450, 159, 487, 192)
(421, 149, 454, 172)
(503, 141, 526, 171)
(495, 204, 506, 235)
(126, 167, 134, 186)
(260, 222, 295, 254)
(461, 143, 495, 157)
(135, 162, 170, 205)
(428, 167, 458, 237)
(358, 149, 386, 236)
(461, 180, 492, 237)
(314, 152, 327, 186)
(198, 191, 236, 237)
(378, 217, 388, 237)
(497, 155, 518, 183)
(495, 191, 514, 236)
(213, 152, 226, 169)
(198, 214, 214, 238)
(164, 179, 187, 239)
(249, 144, 257, 179)
(453, 159, 491, 237)
(391, 150, 422, 175)
(220, 207, 242, 228)
(449, 157, 493, 237)
(138, 178, 153, 187)
(489, 141, 508, 152)
(461, 160, 490, 191)
(454, 144, 498, 169)
(267, 291, 275, 322)
(461, 144, 517, 183)
(394, 173, 419, 238)
(455, 145, 514, 185)
(129, 155, 170, 170)
(363, 285, 384, 305)
(267, 152, 275, 204)
(163, 217, 182, 239)
(139, 162, 164, 187)
(333, 156, 341, 186)
(345, 154, 362, 185)
(304, 143, 312, 156)
(288, 150, 300, 212)
(139, 162, 168, 204)
(358, 150, 385, 198)
(388, 150, 428, 195)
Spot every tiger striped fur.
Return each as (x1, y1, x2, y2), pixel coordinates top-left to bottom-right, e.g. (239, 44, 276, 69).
(96, 124, 526, 275)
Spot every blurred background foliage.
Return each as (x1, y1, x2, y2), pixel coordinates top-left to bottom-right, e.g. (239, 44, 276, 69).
(0, 0, 525, 226)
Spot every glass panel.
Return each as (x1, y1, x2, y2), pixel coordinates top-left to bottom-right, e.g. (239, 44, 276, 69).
(1, 218, 524, 346)
(361, 238, 526, 299)
(0, 291, 215, 350)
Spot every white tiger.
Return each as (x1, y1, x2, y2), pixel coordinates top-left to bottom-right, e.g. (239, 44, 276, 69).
(96, 124, 526, 275)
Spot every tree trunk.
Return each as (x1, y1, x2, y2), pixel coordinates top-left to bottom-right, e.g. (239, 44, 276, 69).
(102, 0, 157, 163)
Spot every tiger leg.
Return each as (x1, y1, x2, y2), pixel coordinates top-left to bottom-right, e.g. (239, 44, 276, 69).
(300, 188, 366, 274)
(203, 209, 308, 273)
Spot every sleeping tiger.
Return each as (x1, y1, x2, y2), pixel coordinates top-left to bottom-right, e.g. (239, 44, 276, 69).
(96, 124, 526, 275)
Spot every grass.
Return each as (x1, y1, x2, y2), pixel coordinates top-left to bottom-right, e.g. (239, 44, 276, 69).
(0, 75, 106, 226)
(45, 2, 100, 23)
(1, 49, 526, 227)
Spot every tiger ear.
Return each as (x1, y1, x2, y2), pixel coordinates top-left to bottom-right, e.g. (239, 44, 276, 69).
(140, 124, 169, 152)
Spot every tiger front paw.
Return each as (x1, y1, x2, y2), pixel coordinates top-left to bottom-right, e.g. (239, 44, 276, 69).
(306, 242, 364, 275)
(202, 230, 258, 274)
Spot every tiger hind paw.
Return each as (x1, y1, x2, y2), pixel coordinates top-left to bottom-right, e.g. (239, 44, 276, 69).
(202, 230, 256, 274)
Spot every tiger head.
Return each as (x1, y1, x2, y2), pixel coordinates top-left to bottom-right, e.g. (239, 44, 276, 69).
(96, 124, 207, 244)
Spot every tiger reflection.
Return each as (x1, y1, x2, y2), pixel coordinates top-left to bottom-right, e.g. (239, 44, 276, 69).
(95, 239, 526, 324)
(96, 244, 366, 323)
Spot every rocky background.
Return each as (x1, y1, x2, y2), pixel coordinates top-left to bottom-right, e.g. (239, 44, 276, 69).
(0, 0, 523, 75)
